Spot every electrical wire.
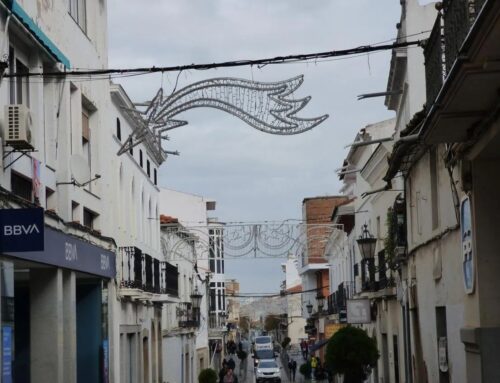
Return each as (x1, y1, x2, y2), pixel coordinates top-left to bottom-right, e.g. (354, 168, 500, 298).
(4, 40, 424, 79)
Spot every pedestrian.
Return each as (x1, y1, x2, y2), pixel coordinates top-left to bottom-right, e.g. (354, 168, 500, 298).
(219, 366, 227, 383)
(311, 355, 318, 381)
(223, 368, 238, 383)
(291, 359, 297, 381)
(227, 357, 236, 371)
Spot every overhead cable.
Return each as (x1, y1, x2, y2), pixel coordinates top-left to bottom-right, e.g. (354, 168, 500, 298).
(4, 40, 424, 79)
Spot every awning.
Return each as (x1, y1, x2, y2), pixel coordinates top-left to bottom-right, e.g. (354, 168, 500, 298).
(309, 339, 329, 353)
(2, 0, 71, 68)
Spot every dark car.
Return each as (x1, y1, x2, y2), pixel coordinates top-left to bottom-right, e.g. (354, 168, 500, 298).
(253, 349, 276, 368)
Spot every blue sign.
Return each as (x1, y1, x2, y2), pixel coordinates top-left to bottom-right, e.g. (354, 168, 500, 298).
(4, 226, 115, 278)
(0, 208, 44, 252)
(2, 326, 12, 383)
(102, 339, 109, 383)
(461, 196, 474, 294)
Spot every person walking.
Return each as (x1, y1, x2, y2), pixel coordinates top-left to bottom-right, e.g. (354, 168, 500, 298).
(288, 359, 297, 381)
(310, 355, 318, 381)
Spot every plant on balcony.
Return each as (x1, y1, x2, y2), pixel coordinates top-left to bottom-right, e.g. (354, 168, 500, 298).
(324, 326, 379, 383)
(198, 368, 218, 383)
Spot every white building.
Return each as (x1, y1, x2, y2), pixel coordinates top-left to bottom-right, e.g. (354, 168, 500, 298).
(107, 83, 170, 383)
(0, 2, 115, 382)
(281, 259, 306, 345)
(159, 188, 216, 375)
(160, 217, 200, 383)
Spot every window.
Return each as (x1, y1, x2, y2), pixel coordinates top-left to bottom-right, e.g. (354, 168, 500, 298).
(147, 160, 150, 177)
(72, 201, 80, 222)
(82, 106, 91, 167)
(11, 172, 32, 201)
(69, 0, 87, 33)
(116, 118, 121, 141)
(139, 150, 143, 167)
(9, 48, 30, 106)
(154, 169, 157, 185)
(45, 187, 56, 211)
(129, 146, 133, 156)
(83, 207, 98, 229)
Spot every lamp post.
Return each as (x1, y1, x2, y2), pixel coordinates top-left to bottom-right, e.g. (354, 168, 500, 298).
(306, 301, 313, 315)
(356, 223, 377, 260)
(190, 287, 203, 326)
(316, 293, 325, 314)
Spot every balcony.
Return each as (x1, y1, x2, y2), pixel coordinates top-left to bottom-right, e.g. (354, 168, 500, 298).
(422, 0, 500, 144)
(327, 282, 354, 323)
(177, 302, 200, 328)
(425, 0, 488, 109)
(208, 312, 227, 330)
(119, 246, 179, 301)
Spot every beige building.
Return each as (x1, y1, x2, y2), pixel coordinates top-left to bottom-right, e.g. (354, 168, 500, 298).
(226, 278, 240, 326)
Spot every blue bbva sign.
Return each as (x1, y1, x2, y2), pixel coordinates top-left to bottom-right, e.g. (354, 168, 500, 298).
(0, 208, 44, 252)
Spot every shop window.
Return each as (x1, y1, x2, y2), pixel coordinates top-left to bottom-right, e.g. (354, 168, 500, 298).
(69, 0, 87, 33)
(11, 172, 32, 201)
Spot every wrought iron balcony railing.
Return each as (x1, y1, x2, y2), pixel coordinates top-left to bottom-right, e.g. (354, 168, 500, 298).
(424, 14, 445, 110)
(327, 281, 355, 316)
(178, 302, 200, 328)
(425, 0, 488, 108)
(119, 247, 179, 296)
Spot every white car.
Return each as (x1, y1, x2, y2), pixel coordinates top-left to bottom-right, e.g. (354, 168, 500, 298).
(255, 360, 281, 383)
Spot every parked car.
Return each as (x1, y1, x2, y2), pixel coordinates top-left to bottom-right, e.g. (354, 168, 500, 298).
(255, 360, 281, 383)
(253, 349, 276, 368)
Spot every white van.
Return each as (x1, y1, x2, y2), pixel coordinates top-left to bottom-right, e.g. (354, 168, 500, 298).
(254, 335, 273, 351)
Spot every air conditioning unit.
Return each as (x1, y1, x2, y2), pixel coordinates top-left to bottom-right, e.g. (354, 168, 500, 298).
(4, 104, 33, 149)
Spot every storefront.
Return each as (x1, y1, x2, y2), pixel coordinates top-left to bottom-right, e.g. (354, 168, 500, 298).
(0, 209, 115, 383)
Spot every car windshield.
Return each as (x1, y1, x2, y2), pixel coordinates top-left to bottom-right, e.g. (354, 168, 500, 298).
(259, 361, 278, 369)
(255, 350, 274, 359)
(256, 337, 271, 344)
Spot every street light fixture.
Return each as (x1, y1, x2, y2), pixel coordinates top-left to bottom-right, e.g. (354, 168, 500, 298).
(306, 301, 313, 315)
(356, 223, 377, 259)
(190, 287, 203, 310)
(316, 293, 325, 313)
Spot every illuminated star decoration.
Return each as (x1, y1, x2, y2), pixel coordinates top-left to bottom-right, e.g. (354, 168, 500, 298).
(118, 75, 328, 162)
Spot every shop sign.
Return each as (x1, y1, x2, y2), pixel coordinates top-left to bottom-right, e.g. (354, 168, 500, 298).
(324, 322, 345, 339)
(4, 226, 115, 278)
(2, 326, 12, 383)
(0, 208, 44, 252)
(346, 299, 371, 324)
(460, 196, 474, 294)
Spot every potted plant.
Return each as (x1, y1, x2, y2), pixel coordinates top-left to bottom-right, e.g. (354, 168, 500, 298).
(198, 368, 218, 383)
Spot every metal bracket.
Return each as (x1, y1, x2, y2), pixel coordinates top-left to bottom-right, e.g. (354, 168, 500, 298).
(3, 148, 38, 170)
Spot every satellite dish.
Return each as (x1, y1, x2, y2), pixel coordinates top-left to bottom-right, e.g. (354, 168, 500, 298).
(70, 154, 91, 185)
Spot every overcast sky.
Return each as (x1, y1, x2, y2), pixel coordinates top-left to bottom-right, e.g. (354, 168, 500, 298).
(108, 0, 407, 293)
